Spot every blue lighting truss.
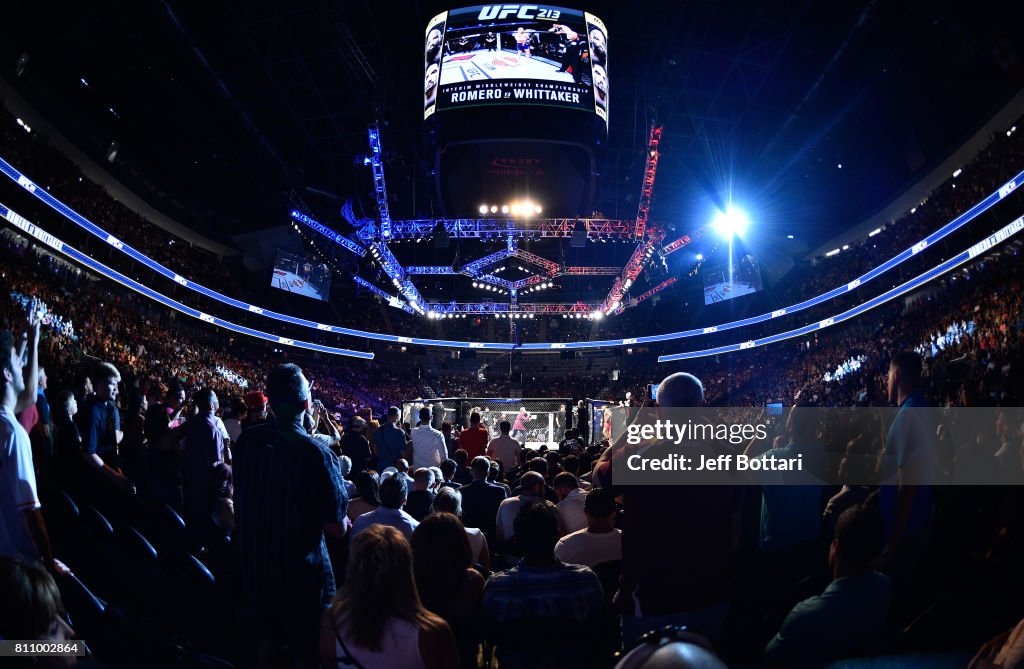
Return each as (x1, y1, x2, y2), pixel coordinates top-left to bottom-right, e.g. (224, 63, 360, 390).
(355, 217, 636, 241)
(461, 250, 512, 276)
(352, 276, 415, 313)
(367, 242, 425, 313)
(406, 266, 459, 275)
(289, 210, 366, 256)
(367, 124, 392, 240)
(2, 151, 1019, 352)
(0, 201, 374, 359)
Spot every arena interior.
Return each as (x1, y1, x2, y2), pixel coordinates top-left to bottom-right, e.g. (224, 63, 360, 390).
(1, 1, 1024, 668)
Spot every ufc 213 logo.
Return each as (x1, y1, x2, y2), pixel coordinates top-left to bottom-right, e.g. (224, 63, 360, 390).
(478, 5, 561, 20)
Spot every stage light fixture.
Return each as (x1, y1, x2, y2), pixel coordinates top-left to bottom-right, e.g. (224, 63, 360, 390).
(479, 205, 488, 214)
(535, 205, 542, 214)
(696, 254, 703, 261)
(712, 206, 750, 239)
(592, 310, 604, 320)
(511, 204, 521, 215)
(501, 205, 509, 214)
(491, 206, 498, 213)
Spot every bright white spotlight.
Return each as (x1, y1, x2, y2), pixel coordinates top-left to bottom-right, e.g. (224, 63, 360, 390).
(491, 205, 498, 213)
(696, 254, 703, 261)
(501, 205, 509, 214)
(592, 310, 604, 320)
(511, 203, 521, 215)
(712, 206, 750, 239)
(479, 205, 488, 214)
(535, 205, 542, 214)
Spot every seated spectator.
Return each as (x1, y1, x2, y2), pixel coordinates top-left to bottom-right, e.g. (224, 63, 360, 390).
(613, 627, 728, 669)
(561, 454, 591, 490)
(554, 487, 622, 568)
(0, 556, 77, 663)
(451, 449, 473, 485)
(486, 420, 521, 472)
(481, 501, 605, 668)
(765, 504, 891, 667)
(395, 458, 416, 485)
(433, 487, 491, 570)
(347, 471, 381, 523)
(406, 468, 438, 522)
(438, 458, 461, 490)
(412, 513, 485, 668)
(487, 461, 511, 496)
(459, 456, 508, 548)
(337, 456, 357, 499)
(351, 473, 419, 539)
(513, 457, 558, 503)
(320, 525, 459, 669)
(554, 471, 587, 533)
(495, 471, 548, 552)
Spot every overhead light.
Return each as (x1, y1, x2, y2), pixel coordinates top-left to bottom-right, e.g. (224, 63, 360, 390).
(786, 234, 794, 239)
(837, 163, 842, 169)
(711, 205, 750, 239)
(826, 248, 841, 257)
(479, 205, 488, 214)
(535, 205, 542, 214)
(868, 228, 882, 237)
(696, 254, 703, 261)
(592, 310, 604, 320)
(501, 205, 509, 214)
(952, 168, 962, 178)
(491, 206, 498, 213)
(511, 204, 521, 215)
(842, 245, 850, 250)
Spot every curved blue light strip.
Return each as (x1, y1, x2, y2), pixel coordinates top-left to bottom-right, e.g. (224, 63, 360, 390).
(0, 201, 374, 360)
(659, 215, 1024, 362)
(0, 152, 1018, 351)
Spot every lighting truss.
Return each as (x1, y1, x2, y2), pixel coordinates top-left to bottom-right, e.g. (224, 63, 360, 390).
(511, 248, 560, 275)
(562, 266, 622, 276)
(662, 225, 708, 256)
(405, 266, 459, 275)
(426, 302, 601, 315)
(352, 276, 414, 313)
(289, 210, 366, 256)
(368, 242, 425, 312)
(355, 217, 636, 241)
(367, 124, 392, 240)
(461, 250, 512, 276)
(635, 125, 662, 238)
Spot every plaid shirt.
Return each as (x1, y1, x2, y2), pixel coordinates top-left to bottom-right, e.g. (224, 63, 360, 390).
(234, 422, 348, 625)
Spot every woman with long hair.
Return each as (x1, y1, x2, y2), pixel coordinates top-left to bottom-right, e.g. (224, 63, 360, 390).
(411, 513, 485, 669)
(320, 525, 458, 668)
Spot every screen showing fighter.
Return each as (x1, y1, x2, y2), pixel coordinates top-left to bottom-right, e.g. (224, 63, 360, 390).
(428, 5, 607, 121)
(424, 12, 448, 119)
(270, 250, 332, 301)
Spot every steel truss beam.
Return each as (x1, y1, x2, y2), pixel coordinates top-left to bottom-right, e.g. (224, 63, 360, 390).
(356, 217, 637, 241)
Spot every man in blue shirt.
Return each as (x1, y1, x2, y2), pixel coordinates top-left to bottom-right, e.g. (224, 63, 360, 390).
(878, 350, 936, 623)
(350, 473, 419, 539)
(77, 362, 132, 499)
(766, 505, 891, 667)
(373, 405, 408, 471)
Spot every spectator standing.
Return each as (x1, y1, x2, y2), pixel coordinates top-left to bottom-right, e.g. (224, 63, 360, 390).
(457, 412, 488, 460)
(411, 407, 447, 469)
(486, 420, 521, 472)
(459, 456, 508, 549)
(374, 406, 409, 471)
(234, 364, 348, 668)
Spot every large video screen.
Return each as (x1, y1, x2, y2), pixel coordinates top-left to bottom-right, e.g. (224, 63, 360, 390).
(271, 250, 332, 302)
(703, 253, 764, 305)
(424, 6, 608, 123)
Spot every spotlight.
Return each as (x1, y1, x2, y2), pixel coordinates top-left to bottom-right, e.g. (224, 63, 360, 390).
(501, 205, 509, 214)
(491, 206, 498, 213)
(712, 206, 750, 239)
(512, 204, 521, 215)
(535, 205, 542, 214)
(592, 310, 604, 320)
(696, 254, 703, 261)
(528, 314, 534, 319)
(479, 205, 488, 214)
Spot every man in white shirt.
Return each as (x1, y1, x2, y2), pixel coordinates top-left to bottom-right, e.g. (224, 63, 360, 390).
(0, 323, 68, 574)
(486, 420, 521, 472)
(554, 472, 587, 533)
(554, 487, 621, 567)
(495, 471, 547, 551)
(411, 407, 447, 469)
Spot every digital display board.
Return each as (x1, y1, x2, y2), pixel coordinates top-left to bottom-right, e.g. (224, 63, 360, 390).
(271, 250, 332, 302)
(424, 5, 608, 123)
(703, 254, 764, 306)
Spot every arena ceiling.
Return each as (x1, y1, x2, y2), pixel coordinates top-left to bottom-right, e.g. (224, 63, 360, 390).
(1, 0, 1022, 256)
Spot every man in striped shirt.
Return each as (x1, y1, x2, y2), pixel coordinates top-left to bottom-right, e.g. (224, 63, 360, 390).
(234, 363, 348, 668)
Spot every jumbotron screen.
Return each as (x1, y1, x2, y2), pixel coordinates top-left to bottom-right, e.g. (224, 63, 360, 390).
(703, 254, 764, 306)
(424, 5, 608, 123)
(270, 250, 332, 302)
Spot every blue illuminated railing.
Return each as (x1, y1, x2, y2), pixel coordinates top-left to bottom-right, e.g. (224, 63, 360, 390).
(0, 201, 374, 359)
(659, 215, 1024, 361)
(0, 152, 1019, 351)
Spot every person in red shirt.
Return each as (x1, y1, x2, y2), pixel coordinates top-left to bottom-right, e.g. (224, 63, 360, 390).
(457, 412, 488, 460)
